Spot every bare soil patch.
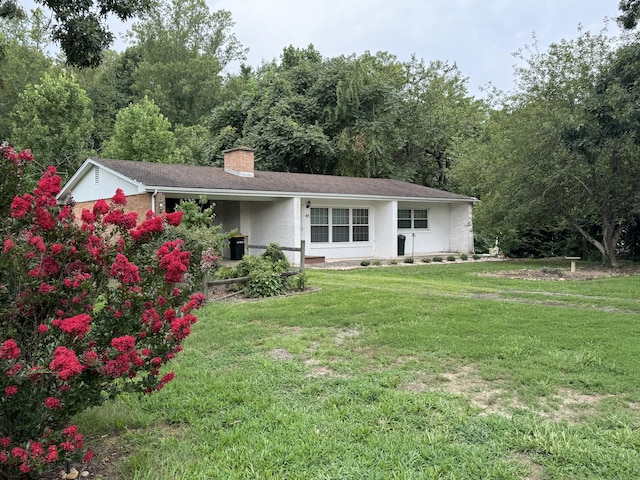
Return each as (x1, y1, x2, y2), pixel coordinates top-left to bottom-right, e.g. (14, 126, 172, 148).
(482, 264, 640, 281)
(402, 364, 619, 424)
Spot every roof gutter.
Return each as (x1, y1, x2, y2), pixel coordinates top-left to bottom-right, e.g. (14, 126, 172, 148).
(142, 186, 478, 204)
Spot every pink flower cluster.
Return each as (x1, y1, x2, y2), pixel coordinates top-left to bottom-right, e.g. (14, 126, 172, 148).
(200, 247, 219, 274)
(1, 144, 33, 166)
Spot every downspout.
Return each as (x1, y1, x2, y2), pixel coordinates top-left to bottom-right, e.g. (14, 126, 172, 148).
(151, 189, 157, 214)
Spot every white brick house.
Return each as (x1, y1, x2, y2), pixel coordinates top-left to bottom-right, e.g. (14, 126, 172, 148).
(58, 147, 477, 263)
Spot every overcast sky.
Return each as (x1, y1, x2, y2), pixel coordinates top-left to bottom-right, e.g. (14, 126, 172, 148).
(195, 0, 616, 96)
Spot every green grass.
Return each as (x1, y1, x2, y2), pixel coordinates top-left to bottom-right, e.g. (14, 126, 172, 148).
(77, 259, 640, 479)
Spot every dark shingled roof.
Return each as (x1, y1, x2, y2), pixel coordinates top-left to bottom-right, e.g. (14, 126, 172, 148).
(93, 158, 475, 202)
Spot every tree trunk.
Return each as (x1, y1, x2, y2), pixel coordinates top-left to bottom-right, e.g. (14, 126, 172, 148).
(572, 219, 623, 267)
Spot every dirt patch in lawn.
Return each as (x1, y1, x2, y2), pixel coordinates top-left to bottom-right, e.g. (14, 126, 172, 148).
(481, 264, 640, 281)
(403, 364, 615, 423)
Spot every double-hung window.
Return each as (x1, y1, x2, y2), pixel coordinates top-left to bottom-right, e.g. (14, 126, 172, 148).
(311, 207, 369, 243)
(397, 209, 428, 229)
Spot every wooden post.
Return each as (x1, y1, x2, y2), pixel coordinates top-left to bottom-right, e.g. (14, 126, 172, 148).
(300, 240, 305, 272)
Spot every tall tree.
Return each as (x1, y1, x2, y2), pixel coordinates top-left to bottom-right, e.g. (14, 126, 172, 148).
(10, 72, 94, 183)
(0, 9, 52, 140)
(1, 0, 151, 67)
(128, 0, 246, 126)
(332, 51, 406, 178)
(102, 96, 176, 163)
(73, 50, 121, 152)
(452, 29, 640, 266)
(399, 57, 483, 188)
(619, 0, 640, 29)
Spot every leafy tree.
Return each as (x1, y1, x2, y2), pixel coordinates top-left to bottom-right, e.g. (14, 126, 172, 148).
(207, 45, 336, 173)
(208, 47, 481, 183)
(170, 123, 210, 164)
(1, 0, 151, 68)
(10, 72, 94, 184)
(400, 58, 484, 188)
(332, 51, 406, 178)
(73, 50, 121, 152)
(0, 10, 52, 140)
(127, 0, 246, 126)
(619, 0, 640, 29)
(452, 29, 640, 266)
(102, 96, 176, 162)
(113, 46, 145, 110)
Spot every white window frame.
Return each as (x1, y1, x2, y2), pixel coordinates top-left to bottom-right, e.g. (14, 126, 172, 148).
(397, 208, 429, 230)
(310, 207, 370, 243)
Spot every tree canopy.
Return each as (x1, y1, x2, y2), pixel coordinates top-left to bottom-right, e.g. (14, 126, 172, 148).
(10, 72, 94, 184)
(1, 0, 151, 67)
(102, 96, 176, 163)
(619, 0, 640, 29)
(452, 28, 640, 266)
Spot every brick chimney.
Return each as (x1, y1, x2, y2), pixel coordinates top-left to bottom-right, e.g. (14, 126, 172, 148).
(223, 146, 255, 177)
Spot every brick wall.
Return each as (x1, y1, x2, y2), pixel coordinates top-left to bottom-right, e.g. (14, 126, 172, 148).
(223, 147, 255, 177)
(449, 203, 475, 254)
(73, 193, 155, 220)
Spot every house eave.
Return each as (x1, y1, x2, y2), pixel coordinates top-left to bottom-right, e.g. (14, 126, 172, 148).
(144, 186, 477, 204)
(57, 158, 146, 201)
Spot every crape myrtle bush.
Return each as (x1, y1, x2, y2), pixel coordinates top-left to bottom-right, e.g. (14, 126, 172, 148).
(0, 145, 205, 478)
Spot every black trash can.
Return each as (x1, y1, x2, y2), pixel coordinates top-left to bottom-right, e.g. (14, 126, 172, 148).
(397, 234, 406, 256)
(229, 235, 247, 260)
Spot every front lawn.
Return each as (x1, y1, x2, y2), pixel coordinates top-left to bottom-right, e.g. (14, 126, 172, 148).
(76, 259, 640, 479)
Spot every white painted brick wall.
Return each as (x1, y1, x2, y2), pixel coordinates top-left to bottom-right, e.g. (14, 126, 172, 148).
(448, 203, 474, 253)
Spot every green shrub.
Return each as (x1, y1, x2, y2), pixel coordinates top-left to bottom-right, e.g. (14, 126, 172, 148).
(472, 254, 480, 260)
(360, 259, 371, 266)
(245, 263, 288, 298)
(460, 253, 468, 260)
(263, 242, 290, 266)
(447, 255, 457, 262)
(389, 259, 398, 265)
(404, 257, 414, 264)
(432, 256, 443, 262)
(227, 244, 293, 298)
(291, 272, 307, 291)
(421, 257, 431, 263)
(372, 260, 382, 266)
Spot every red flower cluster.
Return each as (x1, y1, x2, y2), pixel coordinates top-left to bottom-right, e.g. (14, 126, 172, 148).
(1, 145, 33, 166)
(130, 215, 164, 241)
(156, 240, 191, 283)
(169, 313, 197, 341)
(164, 211, 183, 227)
(111, 188, 127, 206)
(49, 347, 83, 380)
(0, 340, 20, 360)
(10, 194, 32, 219)
(44, 397, 62, 409)
(52, 313, 92, 339)
(110, 254, 141, 284)
(34, 167, 61, 198)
